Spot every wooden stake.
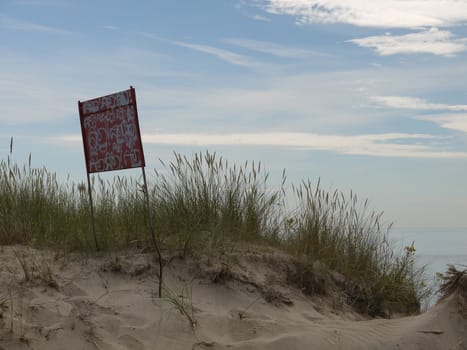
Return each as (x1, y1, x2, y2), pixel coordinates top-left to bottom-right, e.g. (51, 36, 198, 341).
(142, 166, 163, 297)
(86, 172, 99, 251)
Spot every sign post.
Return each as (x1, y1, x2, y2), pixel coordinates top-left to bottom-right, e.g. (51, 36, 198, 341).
(78, 86, 163, 296)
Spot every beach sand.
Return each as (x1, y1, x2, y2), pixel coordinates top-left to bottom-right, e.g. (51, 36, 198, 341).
(0, 245, 466, 350)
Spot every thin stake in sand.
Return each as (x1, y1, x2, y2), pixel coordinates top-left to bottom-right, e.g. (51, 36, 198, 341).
(142, 166, 163, 298)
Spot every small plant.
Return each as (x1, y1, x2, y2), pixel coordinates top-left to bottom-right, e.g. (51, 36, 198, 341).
(163, 283, 197, 328)
(0, 294, 7, 312)
(13, 249, 32, 282)
(437, 264, 467, 313)
(13, 249, 58, 289)
(286, 259, 329, 296)
(37, 260, 59, 289)
(238, 294, 262, 320)
(3, 272, 18, 335)
(211, 262, 235, 284)
(9, 283, 14, 333)
(18, 285, 24, 341)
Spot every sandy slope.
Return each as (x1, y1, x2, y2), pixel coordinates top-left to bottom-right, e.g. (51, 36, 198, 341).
(0, 246, 466, 350)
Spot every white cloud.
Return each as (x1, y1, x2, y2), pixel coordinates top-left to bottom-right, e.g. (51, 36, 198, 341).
(225, 38, 324, 58)
(50, 131, 465, 158)
(372, 95, 467, 111)
(143, 132, 467, 158)
(261, 0, 467, 28)
(49, 135, 81, 144)
(349, 28, 467, 57)
(417, 114, 467, 133)
(134, 72, 379, 131)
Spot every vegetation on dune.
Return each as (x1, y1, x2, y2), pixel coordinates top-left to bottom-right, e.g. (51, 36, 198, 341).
(286, 181, 427, 315)
(152, 152, 284, 254)
(438, 265, 467, 313)
(0, 148, 429, 317)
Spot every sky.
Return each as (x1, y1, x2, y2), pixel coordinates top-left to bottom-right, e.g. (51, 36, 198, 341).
(2, 0, 467, 229)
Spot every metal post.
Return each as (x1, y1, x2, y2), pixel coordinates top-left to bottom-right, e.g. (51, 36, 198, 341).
(141, 166, 163, 297)
(86, 172, 99, 251)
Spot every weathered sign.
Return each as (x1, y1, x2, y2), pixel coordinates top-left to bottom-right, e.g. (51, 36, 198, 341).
(77, 87, 164, 294)
(78, 87, 145, 173)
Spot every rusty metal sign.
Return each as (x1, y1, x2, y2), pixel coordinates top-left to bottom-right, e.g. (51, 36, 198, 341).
(78, 87, 145, 173)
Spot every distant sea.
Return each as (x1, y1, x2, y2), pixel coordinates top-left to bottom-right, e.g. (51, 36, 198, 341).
(390, 227, 467, 306)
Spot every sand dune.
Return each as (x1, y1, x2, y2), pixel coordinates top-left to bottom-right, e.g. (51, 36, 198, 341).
(0, 246, 465, 350)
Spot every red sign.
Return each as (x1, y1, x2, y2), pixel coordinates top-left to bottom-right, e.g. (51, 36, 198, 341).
(78, 87, 145, 173)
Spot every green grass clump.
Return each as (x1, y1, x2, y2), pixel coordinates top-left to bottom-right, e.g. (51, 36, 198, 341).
(285, 180, 428, 316)
(0, 148, 428, 316)
(0, 154, 88, 248)
(151, 152, 284, 254)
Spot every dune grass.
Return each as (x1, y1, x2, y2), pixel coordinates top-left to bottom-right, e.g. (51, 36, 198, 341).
(438, 264, 467, 312)
(0, 148, 429, 316)
(151, 152, 284, 254)
(286, 180, 427, 315)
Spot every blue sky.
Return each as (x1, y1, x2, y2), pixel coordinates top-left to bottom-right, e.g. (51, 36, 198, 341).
(2, 0, 467, 228)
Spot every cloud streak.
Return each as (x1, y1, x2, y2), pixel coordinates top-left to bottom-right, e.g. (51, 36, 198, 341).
(172, 41, 266, 70)
(372, 95, 467, 111)
(349, 28, 467, 57)
(52, 131, 467, 159)
(417, 114, 467, 134)
(225, 38, 325, 58)
(250, 14, 271, 22)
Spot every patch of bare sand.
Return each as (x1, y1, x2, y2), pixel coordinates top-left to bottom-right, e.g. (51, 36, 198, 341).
(0, 245, 466, 350)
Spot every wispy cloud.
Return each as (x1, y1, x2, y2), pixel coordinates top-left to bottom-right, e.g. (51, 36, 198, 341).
(417, 114, 467, 133)
(136, 31, 164, 41)
(225, 38, 324, 58)
(0, 47, 183, 123)
(49, 131, 467, 159)
(250, 14, 271, 22)
(260, 0, 467, 28)
(172, 41, 267, 70)
(372, 95, 467, 111)
(0, 14, 67, 33)
(349, 28, 467, 57)
(139, 132, 467, 159)
(104, 25, 119, 31)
